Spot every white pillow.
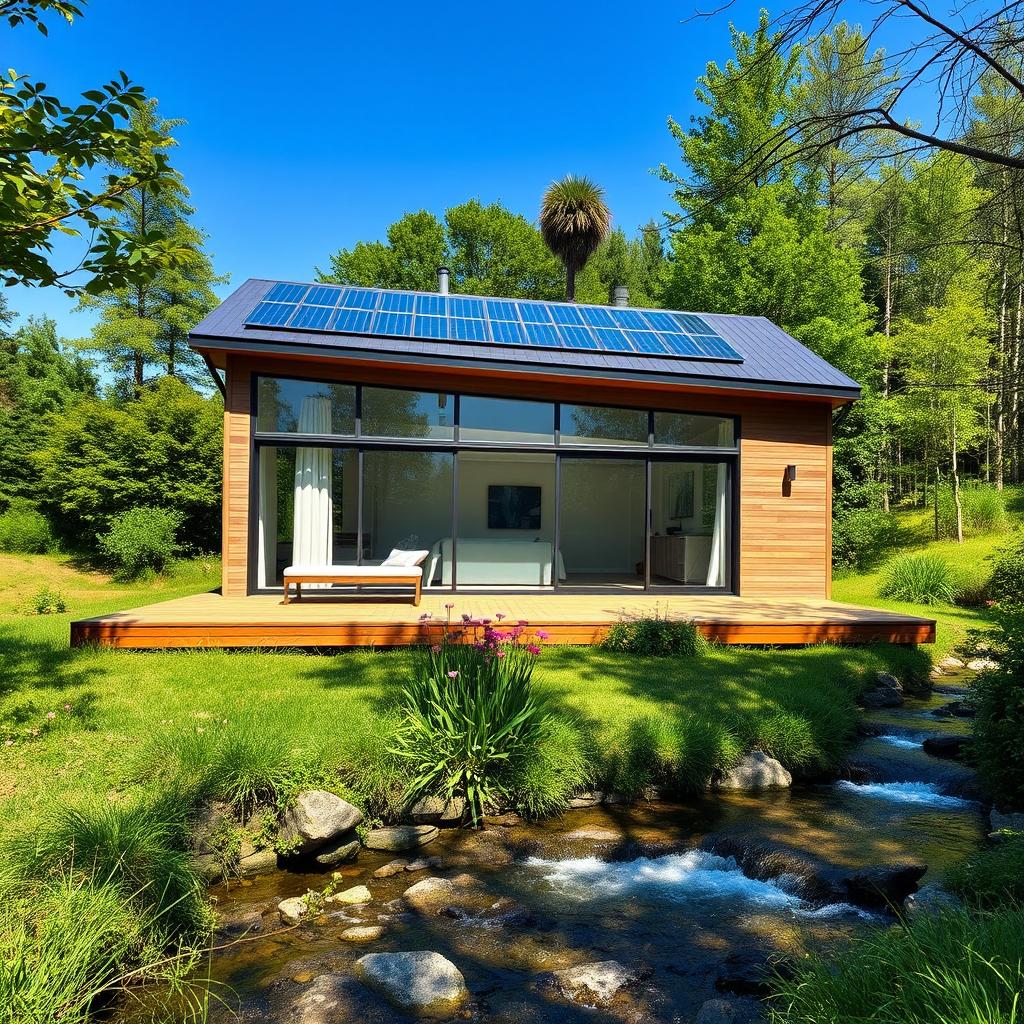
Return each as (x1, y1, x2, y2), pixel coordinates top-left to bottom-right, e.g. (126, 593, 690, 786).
(382, 548, 429, 567)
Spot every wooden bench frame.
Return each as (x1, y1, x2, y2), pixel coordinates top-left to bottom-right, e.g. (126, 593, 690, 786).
(282, 570, 422, 606)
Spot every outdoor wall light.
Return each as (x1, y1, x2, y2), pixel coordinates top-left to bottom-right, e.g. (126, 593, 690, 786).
(785, 464, 798, 482)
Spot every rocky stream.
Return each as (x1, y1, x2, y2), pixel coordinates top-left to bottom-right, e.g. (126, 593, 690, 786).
(121, 663, 996, 1024)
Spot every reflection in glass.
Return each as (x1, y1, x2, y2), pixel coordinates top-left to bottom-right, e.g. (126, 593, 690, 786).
(654, 412, 734, 448)
(561, 404, 648, 446)
(362, 450, 453, 588)
(361, 387, 454, 440)
(458, 396, 554, 444)
(257, 377, 356, 435)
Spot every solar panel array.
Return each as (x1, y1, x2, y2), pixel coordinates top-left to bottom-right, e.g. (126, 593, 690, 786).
(245, 283, 743, 362)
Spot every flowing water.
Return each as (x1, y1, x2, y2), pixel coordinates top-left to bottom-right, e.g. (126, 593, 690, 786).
(123, 678, 988, 1023)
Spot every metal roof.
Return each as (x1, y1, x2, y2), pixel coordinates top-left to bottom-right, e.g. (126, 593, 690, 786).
(189, 278, 861, 401)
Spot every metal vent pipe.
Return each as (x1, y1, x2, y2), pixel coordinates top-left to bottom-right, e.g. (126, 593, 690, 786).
(437, 267, 450, 295)
(612, 284, 629, 306)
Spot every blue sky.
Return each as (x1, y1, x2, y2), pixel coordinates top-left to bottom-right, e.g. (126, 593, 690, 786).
(9, 0, 917, 339)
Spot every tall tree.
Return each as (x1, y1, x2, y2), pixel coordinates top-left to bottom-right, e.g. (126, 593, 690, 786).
(78, 100, 224, 390)
(539, 175, 611, 301)
(0, 0, 189, 294)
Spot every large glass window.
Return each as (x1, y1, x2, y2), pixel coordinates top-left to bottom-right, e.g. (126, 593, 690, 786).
(362, 451, 453, 588)
(654, 412, 734, 448)
(256, 445, 357, 587)
(560, 404, 649, 446)
(458, 396, 554, 444)
(257, 378, 355, 435)
(453, 452, 557, 588)
(361, 387, 454, 440)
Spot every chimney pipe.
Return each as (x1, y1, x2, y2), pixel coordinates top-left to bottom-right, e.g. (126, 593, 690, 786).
(437, 267, 450, 295)
(612, 284, 629, 307)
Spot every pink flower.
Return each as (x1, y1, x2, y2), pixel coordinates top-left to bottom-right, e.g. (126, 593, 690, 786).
(495, 650, 506, 658)
(63, 704, 71, 712)
(535, 630, 550, 640)
(431, 644, 441, 653)
(447, 670, 459, 679)
(46, 711, 56, 720)
(495, 612, 506, 621)
(527, 644, 541, 656)
(445, 602, 455, 610)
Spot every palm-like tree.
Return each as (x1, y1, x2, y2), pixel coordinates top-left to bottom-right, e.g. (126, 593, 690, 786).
(539, 175, 611, 301)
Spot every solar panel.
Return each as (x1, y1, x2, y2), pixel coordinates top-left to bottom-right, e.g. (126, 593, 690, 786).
(244, 284, 742, 362)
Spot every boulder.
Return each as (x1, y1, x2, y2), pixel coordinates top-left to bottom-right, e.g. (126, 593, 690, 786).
(904, 882, 961, 920)
(843, 863, 927, 907)
(277, 971, 393, 1024)
(486, 812, 522, 827)
(938, 656, 965, 671)
(410, 795, 466, 826)
(696, 998, 736, 1024)
(967, 658, 998, 672)
(363, 825, 439, 852)
(939, 701, 976, 718)
(374, 859, 409, 878)
(990, 809, 1024, 833)
(280, 790, 363, 855)
(550, 960, 650, 1004)
(214, 908, 264, 939)
(405, 856, 445, 872)
(860, 683, 904, 709)
(239, 849, 278, 877)
(191, 800, 233, 854)
(568, 791, 604, 808)
(922, 735, 971, 760)
(278, 896, 308, 924)
(403, 874, 484, 916)
(354, 950, 469, 1018)
(325, 884, 371, 906)
(341, 924, 385, 942)
(313, 837, 361, 867)
(716, 752, 792, 791)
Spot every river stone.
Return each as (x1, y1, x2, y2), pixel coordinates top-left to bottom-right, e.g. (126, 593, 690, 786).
(278, 896, 308, 924)
(281, 790, 363, 855)
(405, 856, 445, 872)
(860, 676, 904, 709)
(716, 752, 792, 791)
(990, 809, 1024, 833)
(325, 884, 371, 906)
(363, 824, 439, 851)
(215, 908, 263, 939)
(341, 924, 385, 942)
(354, 950, 469, 1018)
(564, 827, 622, 842)
(843, 862, 927, 907)
(904, 882, 961, 920)
(550, 960, 650, 1004)
(403, 874, 484, 916)
(696, 998, 736, 1024)
(922, 735, 971, 760)
(238, 848, 278, 877)
(939, 655, 965, 671)
(374, 859, 409, 878)
(314, 837, 361, 866)
(280, 971, 397, 1024)
(410, 795, 466, 826)
(967, 657, 998, 672)
(569, 791, 604, 808)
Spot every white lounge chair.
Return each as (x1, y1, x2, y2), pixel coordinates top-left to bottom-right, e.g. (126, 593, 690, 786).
(282, 550, 429, 606)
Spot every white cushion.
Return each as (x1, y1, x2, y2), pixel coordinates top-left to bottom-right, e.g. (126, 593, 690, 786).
(382, 548, 430, 567)
(284, 564, 423, 579)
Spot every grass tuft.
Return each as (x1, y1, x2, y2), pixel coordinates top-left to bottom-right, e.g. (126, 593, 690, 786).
(880, 553, 960, 604)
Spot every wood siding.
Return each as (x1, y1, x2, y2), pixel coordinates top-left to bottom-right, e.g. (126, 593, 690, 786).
(219, 353, 836, 599)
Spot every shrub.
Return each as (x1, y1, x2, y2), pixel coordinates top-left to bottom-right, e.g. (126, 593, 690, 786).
(98, 506, 182, 578)
(972, 602, 1024, 811)
(27, 586, 67, 615)
(603, 613, 710, 657)
(832, 507, 901, 570)
(879, 553, 960, 604)
(392, 619, 552, 825)
(511, 716, 593, 818)
(947, 837, 1024, 909)
(770, 908, 1024, 1024)
(989, 534, 1024, 604)
(937, 484, 1009, 538)
(0, 499, 52, 554)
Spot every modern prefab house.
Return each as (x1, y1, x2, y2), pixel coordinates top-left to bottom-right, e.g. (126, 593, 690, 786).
(72, 277, 935, 648)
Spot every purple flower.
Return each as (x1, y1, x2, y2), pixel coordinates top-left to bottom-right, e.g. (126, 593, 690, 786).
(527, 644, 541, 656)
(535, 630, 551, 640)
(495, 612, 506, 621)
(447, 670, 459, 679)
(431, 644, 441, 653)
(445, 602, 455, 610)
(461, 613, 472, 623)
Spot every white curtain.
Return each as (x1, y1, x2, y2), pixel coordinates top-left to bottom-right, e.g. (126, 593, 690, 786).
(257, 446, 278, 588)
(292, 397, 333, 576)
(705, 463, 728, 588)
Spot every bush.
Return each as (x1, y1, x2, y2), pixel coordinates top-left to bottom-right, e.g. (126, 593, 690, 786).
(770, 908, 1024, 1024)
(832, 507, 901, 570)
(937, 484, 1009, 539)
(989, 534, 1024, 604)
(392, 619, 553, 825)
(0, 499, 53, 554)
(879, 553, 960, 604)
(27, 586, 67, 615)
(98, 506, 182, 578)
(603, 613, 710, 657)
(972, 602, 1024, 811)
(947, 837, 1024, 909)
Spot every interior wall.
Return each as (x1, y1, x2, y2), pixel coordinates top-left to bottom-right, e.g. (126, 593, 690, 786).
(455, 453, 555, 541)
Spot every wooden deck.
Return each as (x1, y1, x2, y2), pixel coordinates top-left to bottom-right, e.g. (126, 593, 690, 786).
(70, 592, 936, 649)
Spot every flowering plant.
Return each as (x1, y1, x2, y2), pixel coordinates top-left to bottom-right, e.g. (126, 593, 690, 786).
(392, 611, 551, 826)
